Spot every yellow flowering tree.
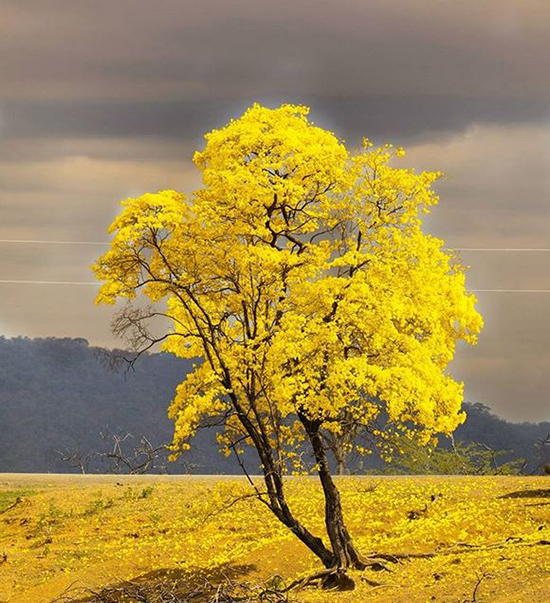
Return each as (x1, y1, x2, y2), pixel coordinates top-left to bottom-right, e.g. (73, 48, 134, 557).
(93, 103, 482, 581)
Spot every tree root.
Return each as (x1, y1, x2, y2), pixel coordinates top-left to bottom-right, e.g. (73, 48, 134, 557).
(284, 568, 355, 592)
(361, 560, 393, 572)
(282, 553, 397, 593)
(363, 552, 401, 565)
(0, 497, 22, 514)
(281, 538, 550, 595)
(282, 556, 396, 593)
(363, 536, 550, 564)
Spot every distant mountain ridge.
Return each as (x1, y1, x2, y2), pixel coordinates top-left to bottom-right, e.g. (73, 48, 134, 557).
(0, 336, 547, 473)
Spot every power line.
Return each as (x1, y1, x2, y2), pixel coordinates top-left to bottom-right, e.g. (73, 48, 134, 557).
(471, 289, 550, 293)
(1, 280, 550, 293)
(1, 240, 550, 290)
(0, 280, 99, 286)
(2, 239, 550, 252)
(0, 239, 109, 246)
(454, 248, 550, 252)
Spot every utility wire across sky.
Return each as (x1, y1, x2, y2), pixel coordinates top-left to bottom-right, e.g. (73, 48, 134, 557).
(1, 240, 550, 290)
(2, 239, 550, 251)
(0, 280, 549, 293)
(0, 239, 110, 246)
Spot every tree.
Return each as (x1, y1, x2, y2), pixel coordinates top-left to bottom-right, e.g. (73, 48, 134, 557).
(93, 103, 482, 584)
(58, 429, 170, 475)
(534, 432, 550, 474)
(388, 436, 525, 475)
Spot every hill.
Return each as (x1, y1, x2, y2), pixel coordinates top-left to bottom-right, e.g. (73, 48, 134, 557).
(0, 336, 547, 473)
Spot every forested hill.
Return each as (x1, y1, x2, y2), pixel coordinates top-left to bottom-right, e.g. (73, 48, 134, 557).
(0, 336, 548, 473)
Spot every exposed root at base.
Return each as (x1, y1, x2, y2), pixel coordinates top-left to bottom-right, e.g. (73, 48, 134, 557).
(282, 538, 550, 595)
(284, 568, 355, 592)
(282, 553, 398, 593)
(363, 537, 550, 563)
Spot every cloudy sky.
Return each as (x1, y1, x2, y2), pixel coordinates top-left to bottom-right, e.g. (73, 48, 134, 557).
(1, 0, 550, 422)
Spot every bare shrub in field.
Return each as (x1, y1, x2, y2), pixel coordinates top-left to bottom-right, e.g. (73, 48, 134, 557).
(534, 433, 550, 474)
(58, 429, 169, 475)
(51, 576, 296, 603)
(388, 436, 526, 476)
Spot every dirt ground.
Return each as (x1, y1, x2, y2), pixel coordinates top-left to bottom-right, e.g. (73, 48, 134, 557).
(0, 474, 548, 602)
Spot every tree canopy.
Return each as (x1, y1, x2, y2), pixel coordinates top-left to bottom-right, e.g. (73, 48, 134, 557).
(93, 103, 483, 576)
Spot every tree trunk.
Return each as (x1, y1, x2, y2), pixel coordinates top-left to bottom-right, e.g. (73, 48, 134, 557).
(229, 388, 362, 573)
(272, 496, 336, 568)
(334, 446, 346, 476)
(228, 391, 336, 568)
(299, 413, 366, 570)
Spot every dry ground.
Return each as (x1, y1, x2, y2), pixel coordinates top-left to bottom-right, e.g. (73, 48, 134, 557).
(0, 474, 548, 602)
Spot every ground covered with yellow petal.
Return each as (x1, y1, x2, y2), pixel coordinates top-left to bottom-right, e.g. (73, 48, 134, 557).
(0, 474, 548, 602)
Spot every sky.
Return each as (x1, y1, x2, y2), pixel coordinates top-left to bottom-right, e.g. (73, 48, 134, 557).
(1, 0, 550, 422)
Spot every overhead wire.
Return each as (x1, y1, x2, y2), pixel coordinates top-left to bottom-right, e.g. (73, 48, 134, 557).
(1, 240, 550, 290)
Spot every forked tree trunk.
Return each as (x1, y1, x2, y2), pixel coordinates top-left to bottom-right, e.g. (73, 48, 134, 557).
(299, 413, 366, 570)
(230, 390, 363, 574)
(229, 392, 335, 568)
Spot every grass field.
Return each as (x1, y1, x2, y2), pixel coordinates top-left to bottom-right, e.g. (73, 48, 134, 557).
(0, 474, 548, 602)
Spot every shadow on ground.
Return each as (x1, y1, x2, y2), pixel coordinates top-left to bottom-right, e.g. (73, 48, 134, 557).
(54, 563, 258, 602)
(500, 488, 550, 499)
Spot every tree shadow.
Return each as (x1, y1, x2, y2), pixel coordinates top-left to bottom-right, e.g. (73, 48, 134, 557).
(500, 488, 550, 499)
(57, 563, 257, 602)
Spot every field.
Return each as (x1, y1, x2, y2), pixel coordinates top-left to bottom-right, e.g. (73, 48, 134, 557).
(0, 474, 549, 602)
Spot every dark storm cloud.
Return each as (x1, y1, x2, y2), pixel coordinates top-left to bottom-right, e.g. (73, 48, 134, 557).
(2, 99, 234, 141)
(4, 96, 550, 145)
(3, 0, 550, 143)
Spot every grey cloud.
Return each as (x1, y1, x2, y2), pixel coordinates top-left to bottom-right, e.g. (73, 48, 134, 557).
(406, 124, 550, 248)
(3, 0, 550, 143)
(1, 99, 238, 142)
(3, 1, 550, 100)
(0, 150, 200, 241)
(0, 136, 196, 163)
(452, 292, 550, 422)
(4, 96, 550, 146)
